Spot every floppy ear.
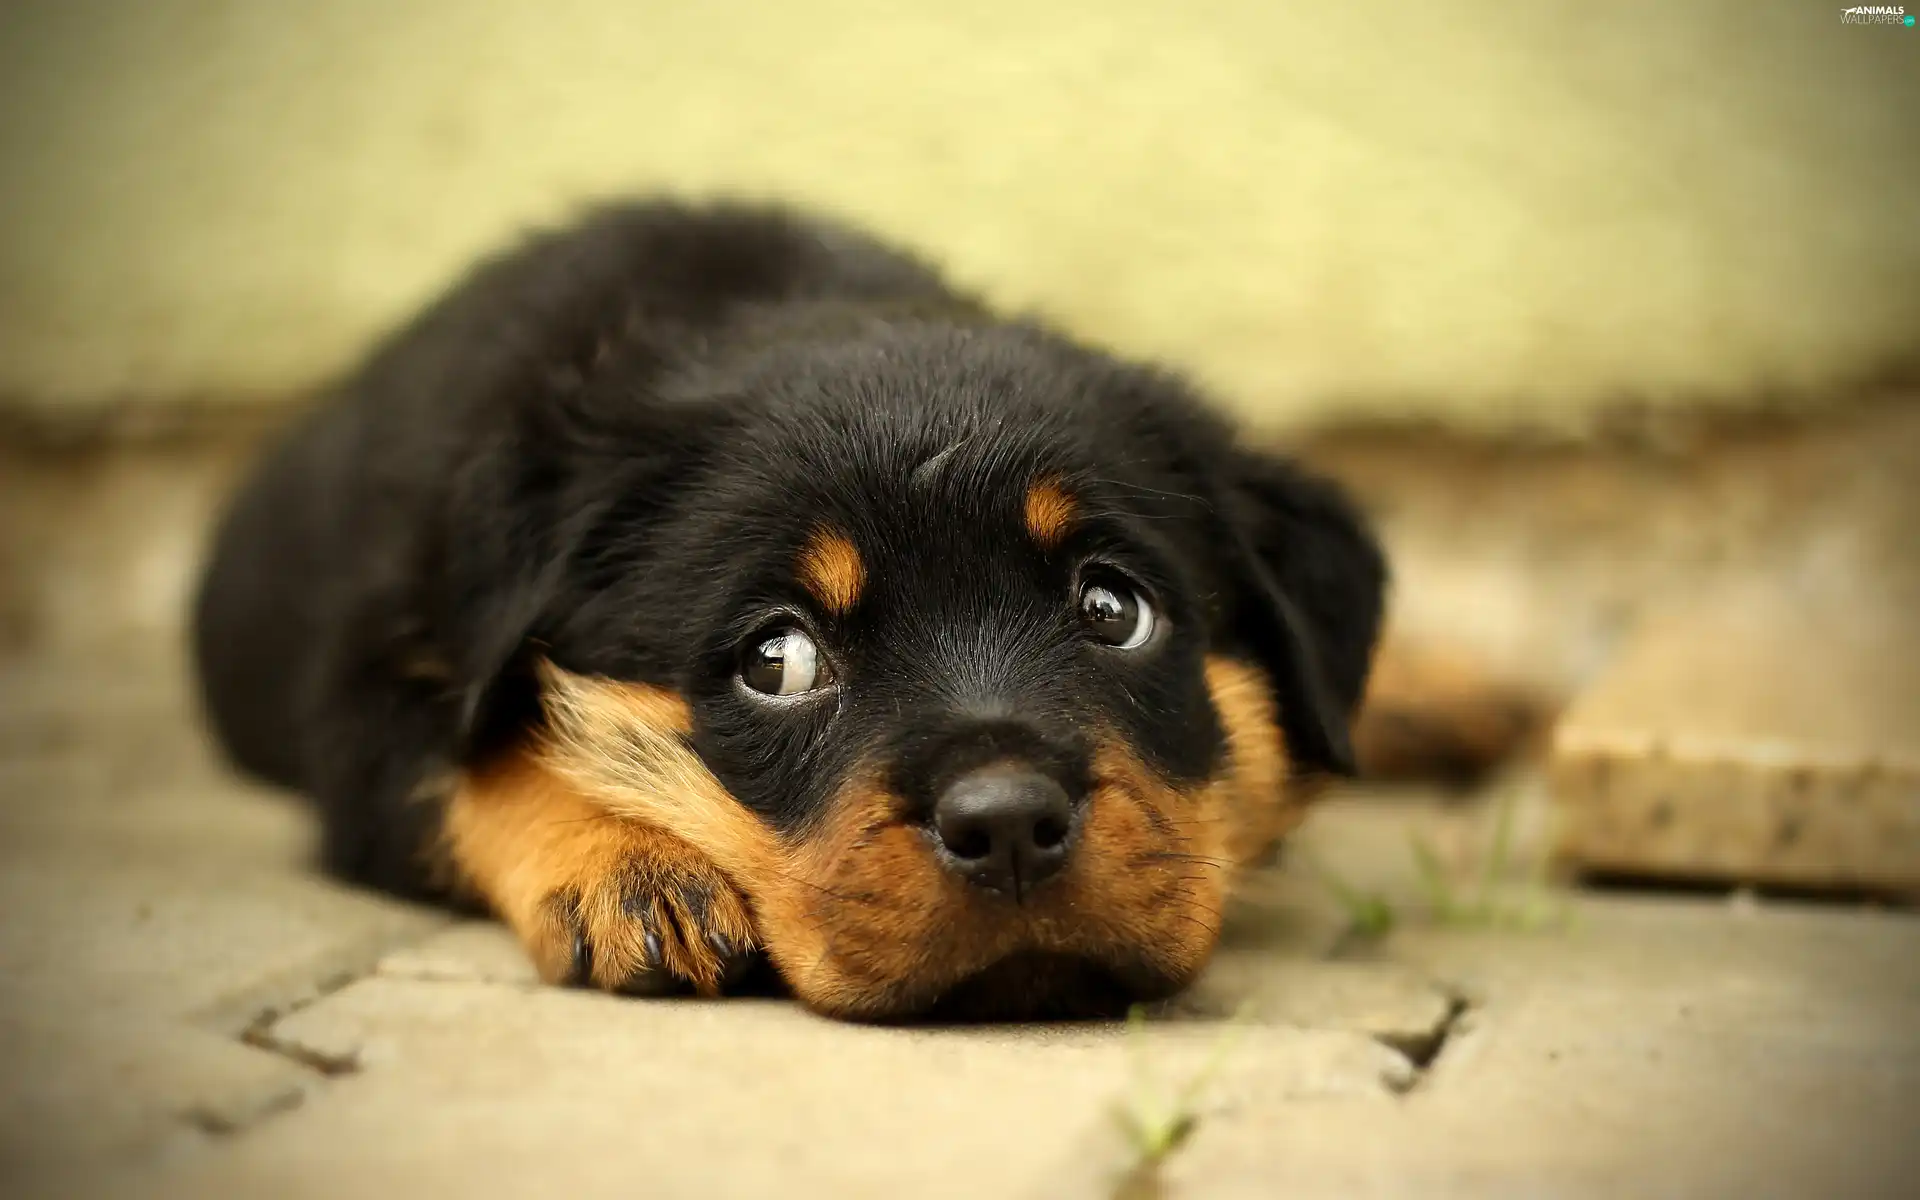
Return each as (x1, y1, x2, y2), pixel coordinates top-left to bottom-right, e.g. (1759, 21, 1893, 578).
(1216, 448, 1387, 777)
(442, 470, 578, 761)
(442, 391, 738, 761)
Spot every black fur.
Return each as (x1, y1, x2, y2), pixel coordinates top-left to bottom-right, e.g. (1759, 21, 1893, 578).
(192, 200, 1385, 915)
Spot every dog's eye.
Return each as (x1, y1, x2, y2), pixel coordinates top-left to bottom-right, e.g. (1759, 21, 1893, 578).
(1077, 574, 1156, 650)
(741, 628, 834, 696)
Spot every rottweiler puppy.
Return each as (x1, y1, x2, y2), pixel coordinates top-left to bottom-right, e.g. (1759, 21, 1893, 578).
(192, 201, 1385, 1020)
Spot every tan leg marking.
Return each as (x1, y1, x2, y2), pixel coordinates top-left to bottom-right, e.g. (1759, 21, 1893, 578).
(448, 742, 754, 995)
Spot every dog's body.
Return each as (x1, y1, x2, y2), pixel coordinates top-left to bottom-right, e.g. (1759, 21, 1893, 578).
(193, 202, 1386, 1019)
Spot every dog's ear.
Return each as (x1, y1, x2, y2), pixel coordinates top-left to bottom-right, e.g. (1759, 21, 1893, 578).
(1215, 448, 1387, 777)
(441, 398, 723, 759)
(441, 458, 581, 760)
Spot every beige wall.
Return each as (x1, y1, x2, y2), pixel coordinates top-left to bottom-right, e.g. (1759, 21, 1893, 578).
(1, 0, 1915, 433)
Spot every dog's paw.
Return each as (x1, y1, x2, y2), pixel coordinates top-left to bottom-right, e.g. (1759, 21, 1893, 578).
(446, 755, 758, 996)
(520, 823, 758, 995)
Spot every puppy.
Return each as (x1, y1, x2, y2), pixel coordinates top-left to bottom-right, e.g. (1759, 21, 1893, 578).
(192, 201, 1386, 1020)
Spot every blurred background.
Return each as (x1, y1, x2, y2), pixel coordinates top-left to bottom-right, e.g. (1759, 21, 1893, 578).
(3, 0, 1916, 429)
(0, 2, 1915, 1195)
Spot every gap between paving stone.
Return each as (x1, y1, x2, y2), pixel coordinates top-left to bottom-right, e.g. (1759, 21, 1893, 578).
(1372, 987, 1471, 1094)
(185, 988, 367, 1139)
(204, 914, 1475, 1160)
(370, 920, 1472, 1102)
(1157, 885, 1482, 1102)
(167, 922, 1491, 1200)
(184, 924, 459, 1139)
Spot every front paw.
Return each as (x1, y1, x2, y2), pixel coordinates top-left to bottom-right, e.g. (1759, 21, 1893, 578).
(530, 837, 758, 996)
(445, 754, 758, 996)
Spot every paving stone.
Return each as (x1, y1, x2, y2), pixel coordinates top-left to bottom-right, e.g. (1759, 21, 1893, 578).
(1145, 894, 1920, 1200)
(1552, 579, 1920, 894)
(0, 656, 448, 1195)
(1164, 955, 1456, 1064)
(132, 832, 1920, 1200)
(0, 748, 446, 1032)
(5, 638, 1917, 1199)
(376, 922, 540, 987)
(128, 975, 1410, 1200)
(0, 1013, 310, 1181)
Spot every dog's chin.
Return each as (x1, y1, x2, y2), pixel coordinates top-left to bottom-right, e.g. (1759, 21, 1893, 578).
(909, 951, 1183, 1024)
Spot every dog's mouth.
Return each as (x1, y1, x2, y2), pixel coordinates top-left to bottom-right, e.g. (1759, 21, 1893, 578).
(713, 740, 1234, 1023)
(914, 950, 1180, 1023)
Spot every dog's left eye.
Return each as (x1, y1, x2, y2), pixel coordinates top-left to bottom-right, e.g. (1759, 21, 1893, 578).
(741, 628, 834, 696)
(1077, 574, 1156, 650)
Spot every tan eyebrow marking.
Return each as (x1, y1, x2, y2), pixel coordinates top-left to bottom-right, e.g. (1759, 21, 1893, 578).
(1024, 476, 1077, 550)
(796, 526, 866, 615)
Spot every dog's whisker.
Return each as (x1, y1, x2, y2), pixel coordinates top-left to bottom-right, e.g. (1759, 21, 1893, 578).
(1135, 850, 1233, 869)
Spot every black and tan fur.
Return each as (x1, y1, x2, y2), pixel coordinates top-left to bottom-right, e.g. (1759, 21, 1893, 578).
(193, 201, 1387, 1020)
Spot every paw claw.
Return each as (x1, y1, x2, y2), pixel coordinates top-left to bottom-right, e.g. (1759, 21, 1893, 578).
(517, 826, 756, 999)
(718, 948, 757, 989)
(569, 927, 594, 986)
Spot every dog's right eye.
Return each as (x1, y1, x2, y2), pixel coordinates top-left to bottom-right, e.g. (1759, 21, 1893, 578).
(1077, 572, 1157, 651)
(740, 628, 834, 697)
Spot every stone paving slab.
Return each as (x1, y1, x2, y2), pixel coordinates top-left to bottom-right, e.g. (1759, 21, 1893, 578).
(0, 655, 446, 1189)
(1049, 892, 1920, 1200)
(131, 974, 1421, 1200)
(1552, 577, 1920, 895)
(98, 877, 1920, 1200)
(3, 650, 1917, 1199)
(375, 922, 543, 987)
(0, 1014, 309, 1187)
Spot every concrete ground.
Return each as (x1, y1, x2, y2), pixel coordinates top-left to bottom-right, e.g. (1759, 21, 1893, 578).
(2, 642, 1914, 1200)
(2, 408, 1916, 1198)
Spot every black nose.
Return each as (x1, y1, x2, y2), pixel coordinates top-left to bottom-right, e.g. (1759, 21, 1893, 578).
(932, 767, 1075, 898)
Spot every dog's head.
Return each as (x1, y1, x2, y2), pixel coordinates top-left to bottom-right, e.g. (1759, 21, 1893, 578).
(465, 320, 1384, 1020)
